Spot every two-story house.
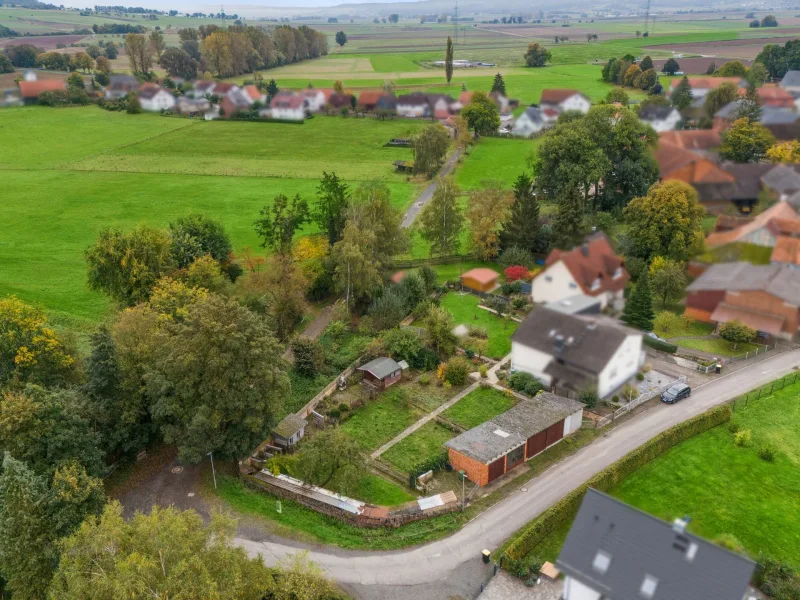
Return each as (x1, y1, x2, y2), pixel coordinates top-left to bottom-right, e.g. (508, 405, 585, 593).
(539, 89, 591, 120)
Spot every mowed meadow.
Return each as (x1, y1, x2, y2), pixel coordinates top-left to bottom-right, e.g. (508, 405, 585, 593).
(0, 107, 425, 332)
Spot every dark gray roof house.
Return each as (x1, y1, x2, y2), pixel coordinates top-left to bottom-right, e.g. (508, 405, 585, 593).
(557, 489, 755, 600)
(780, 70, 800, 91)
(639, 103, 677, 121)
(762, 163, 800, 195)
(686, 262, 800, 302)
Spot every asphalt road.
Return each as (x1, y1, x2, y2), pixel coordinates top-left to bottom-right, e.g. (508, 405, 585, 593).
(401, 148, 462, 229)
(235, 349, 800, 589)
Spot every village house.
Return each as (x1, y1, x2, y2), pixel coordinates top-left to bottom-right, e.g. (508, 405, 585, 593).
(557, 489, 755, 600)
(192, 80, 217, 97)
(220, 86, 258, 118)
(267, 92, 305, 121)
(327, 92, 355, 111)
(511, 307, 644, 399)
(685, 262, 800, 339)
(668, 76, 745, 99)
(539, 89, 591, 118)
(105, 74, 139, 100)
(17, 79, 67, 104)
(175, 96, 211, 115)
(302, 88, 332, 112)
(638, 104, 681, 132)
(659, 129, 721, 154)
(445, 392, 583, 486)
(756, 84, 796, 108)
(138, 86, 176, 112)
(705, 201, 800, 250)
(396, 93, 431, 118)
(780, 70, 800, 97)
(356, 90, 389, 112)
(531, 233, 629, 310)
(512, 106, 546, 137)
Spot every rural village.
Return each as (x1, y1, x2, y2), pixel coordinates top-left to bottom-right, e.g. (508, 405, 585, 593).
(0, 2, 799, 600)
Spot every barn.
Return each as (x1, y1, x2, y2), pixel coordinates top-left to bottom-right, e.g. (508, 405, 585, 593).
(461, 267, 499, 293)
(357, 357, 407, 391)
(445, 392, 583, 486)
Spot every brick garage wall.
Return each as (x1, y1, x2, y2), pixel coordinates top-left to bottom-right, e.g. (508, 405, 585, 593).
(448, 448, 489, 486)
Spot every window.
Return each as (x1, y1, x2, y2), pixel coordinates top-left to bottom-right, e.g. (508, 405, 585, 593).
(640, 575, 658, 598)
(545, 275, 553, 282)
(592, 550, 611, 574)
(609, 368, 617, 379)
(568, 282, 578, 289)
(613, 266, 623, 279)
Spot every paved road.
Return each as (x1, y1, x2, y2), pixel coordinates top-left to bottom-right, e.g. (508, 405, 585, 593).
(401, 148, 462, 229)
(235, 349, 800, 586)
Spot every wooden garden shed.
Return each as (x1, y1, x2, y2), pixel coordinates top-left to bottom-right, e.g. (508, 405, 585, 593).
(461, 268, 499, 293)
(357, 357, 407, 391)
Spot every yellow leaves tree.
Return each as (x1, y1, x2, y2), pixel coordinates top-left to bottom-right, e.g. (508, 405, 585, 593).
(767, 140, 800, 163)
(467, 183, 514, 260)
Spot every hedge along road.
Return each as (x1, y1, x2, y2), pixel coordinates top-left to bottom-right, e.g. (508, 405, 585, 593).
(234, 350, 800, 586)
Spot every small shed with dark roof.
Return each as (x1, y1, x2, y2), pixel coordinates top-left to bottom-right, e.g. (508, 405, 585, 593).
(357, 356, 406, 391)
(461, 267, 500, 293)
(272, 414, 307, 448)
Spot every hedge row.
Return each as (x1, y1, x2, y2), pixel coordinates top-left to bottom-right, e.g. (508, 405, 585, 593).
(643, 336, 678, 354)
(503, 403, 731, 560)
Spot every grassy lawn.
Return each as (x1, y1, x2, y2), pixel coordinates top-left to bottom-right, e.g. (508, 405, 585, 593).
(439, 293, 519, 359)
(430, 261, 503, 285)
(354, 474, 416, 505)
(382, 421, 455, 473)
(678, 337, 762, 357)
(338, 387, 424, 452)
(654, 318, 716, 339)
(442, 386, 517, 429)
(455, 137, 540, 190)
(697, 243, 773, 266)
(285, 371, 331, 418)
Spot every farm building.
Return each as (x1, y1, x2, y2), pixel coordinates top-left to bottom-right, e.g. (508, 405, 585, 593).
(272, 414, 307, 448)
(357, 357, 407, 391)
(461, 267, 499, 293)
(17, 79, 66, 104)
(445, 392, 583, 486)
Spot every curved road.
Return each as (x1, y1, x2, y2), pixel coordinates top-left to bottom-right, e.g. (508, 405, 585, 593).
(236, 350, 800, 586)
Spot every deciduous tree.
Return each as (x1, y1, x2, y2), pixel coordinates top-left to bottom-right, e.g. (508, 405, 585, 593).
(719, 117, 775, 163)
(124, 33, 152, 75)
(719, 320, 756, 350)
(649, 256, 688, 307)
(149, 29, 166, 59)
(419, 177, 465, 256)
(335, 30, 347, 49)
(159, 46, 197, 79)
(314, 171, 350, 246)
(330, 221, 380, 311)
(523, 42, 551, 67)
(662, 57, 680, 75)
(705, 82, 739, 117)
(462, 90, 501, 135)
(411, 122, 451, 176)
(767, 140, 800, 163)
(425, 306, 457, 357)
(467, 183, 513, 260)
(295, 428, 364, 492)
(254, 193, 309, 255)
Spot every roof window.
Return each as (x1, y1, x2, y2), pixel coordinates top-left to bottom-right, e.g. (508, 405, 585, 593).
(640, 574, 658, 598)
(592, 550, 611, 574)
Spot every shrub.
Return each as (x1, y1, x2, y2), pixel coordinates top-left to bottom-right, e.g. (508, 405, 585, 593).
(504, 265, 529, 282)
(327, 408, 341, 420)
(504, 554, 541, 579)
(338, 402, 349, 412)
(643, 336, 678, 354)
(499, 281, 523, 296)
(503, 404, 731, 562)
(412, 299, 435, 321)
(611, 395, 619, 403)
(636, 372, 645, 381)
(411, 347, 440, 371)
(713, 534, 746, 554)
(418, 373, 431, 385)
(441, 356, 471, 386)
(292, 337, 324, 376)
(468, 325, 488, 339)
(734, 429, 752, 447)
(579, 388, 598, 409)
(382, 327, 423, 363)
(479, 364, 488, 379)
(419, 265, 438, 291)
(369, 287, 407, 331)
(757, 557, 800, 600)
(758, 445, 775, 462)
(728, 422, 741, 434)
(511, 295, 529, 311)
(409, 451, 448, 485)
(499, 245, 534, 268)
(327, 320, 349, 340)
(508, 371, 542, 396)
(621, 384, 639, 401)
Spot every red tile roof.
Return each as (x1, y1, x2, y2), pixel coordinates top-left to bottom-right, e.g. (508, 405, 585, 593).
(243, 85, 262, 101)
(540, 88, 585, 104)
(213, 82, 238, 94)
(270, 92, 304, 109)
(544, 233, 629, 296)
(771, 235, 800, 265)
(669, 76, 744, 90)
(357, 90, 385, 106)
(458, 91, 474, 104)
(17, 79, 66, 98)
(706, 202, 798, 248)
(659, 130, 722, 151)
(757, 85, 795, 108)
(655, 142, 734, 184)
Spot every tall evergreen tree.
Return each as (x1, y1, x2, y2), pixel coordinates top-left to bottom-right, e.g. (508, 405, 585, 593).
(622, 270, 655, 331)
(552, 187, 586, 249)
(501, 173, 540, 253)
(445, 36, 454, 83)
(671, 75, 693, 111)
(491, 72, 506, 95)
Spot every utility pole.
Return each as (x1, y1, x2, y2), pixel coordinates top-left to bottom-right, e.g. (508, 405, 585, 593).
(642, 0, 651, 34)
(651, 13, 656, 35)
(453, 0, 458, 44)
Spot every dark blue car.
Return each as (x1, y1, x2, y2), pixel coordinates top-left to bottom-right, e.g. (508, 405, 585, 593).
(661, 382, 691, 404)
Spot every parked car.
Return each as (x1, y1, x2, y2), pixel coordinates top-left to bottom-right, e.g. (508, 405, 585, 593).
(661, 382, 691, 404)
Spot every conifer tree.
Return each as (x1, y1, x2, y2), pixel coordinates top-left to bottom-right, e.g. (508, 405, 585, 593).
(501, 173, 540, 253)
(552, 187, 585, 250)
(622, 270, 655, 331)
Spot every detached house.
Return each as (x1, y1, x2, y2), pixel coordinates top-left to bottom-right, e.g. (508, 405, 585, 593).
(780, 70, 800, 97)
(105, 74, 139, 100)
(396, 93, 430, 118)
(268, 92, 305, 121)
(540, 89, 591, 116)
(511, 307, 644, 399)
(138, 86, 176, 112)
(531, 233, 628, 310)
(17, 79, 66, 104)
(512, 106, 546, 137)
(638, 104, 681, 132)
(558, 489, 755, 600)
(302, 88, 331, 112)
(668, 76, 744, 99)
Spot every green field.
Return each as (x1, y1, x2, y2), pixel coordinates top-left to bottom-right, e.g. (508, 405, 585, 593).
(338, 387, 424, 452)
(382, 420, 455, 472)
(442, 386, 517, 429)
(439, 293, 519, 359)
(0, 107, 421, 332)
(456, 137, 539, 190)
(677, 337, 762, 357)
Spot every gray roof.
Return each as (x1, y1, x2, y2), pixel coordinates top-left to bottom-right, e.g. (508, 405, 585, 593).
(714, 100, 740, 120)
(781, 70, 800, 88)
(786, 190, 800, 209)
(760, 106, 800, 125)
(512, 307, 638, 375)
(762, 163, 800, 193)
(445, 392, 582, 464)
(273, 414, 306, 439)
(686, 262, 800, 303)
(520, 106, 544, 123)
(544, 294, 602, 315)
(557, 489, 755, 600)
(639, 104, 677, 121)
(358, 356, 402, 379)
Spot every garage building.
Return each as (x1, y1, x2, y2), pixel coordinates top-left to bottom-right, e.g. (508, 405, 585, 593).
(445, 392, 583, 486)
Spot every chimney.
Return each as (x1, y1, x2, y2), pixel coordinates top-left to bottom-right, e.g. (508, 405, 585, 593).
(581, 243, 589, 256)
(553, 334, 565, 353)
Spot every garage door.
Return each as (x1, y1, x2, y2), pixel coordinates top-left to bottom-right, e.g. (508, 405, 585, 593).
(526, 430, 547, 458)
(488, 457, 505, 483)
(545, 419, 565, 447)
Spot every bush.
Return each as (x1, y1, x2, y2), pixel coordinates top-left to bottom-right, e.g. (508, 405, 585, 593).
(479, 364, 488, 379)
(508, 371, 543, 396)
(500, 245, 534, 268)
(419, 265, 438, 291)
(441, 356, 471, 386)
(636, 372, 645, 381)
(338, 402, 349, 412)
(468, 325, 488, 339)
(579, 388, 598, 409)
(728, 422, 741, 434)
(713, 534, 746, 554)
(369, 287, 407, 331)
(499, 281, 523, 296)
(504, 554, 541, 579)
(292, 337, 324, 376)
(511, 295, 528, 311)
(327, 408, 341, 420)
(504, 265, 530, 282)
(410, 347, 440, 371)
(382, 327, 423, 363)
(757, 557, 800, 600)
(643, 336, 678, 354)
(126, 96, 142, 114)
(409, 451, 448, 485)
(758, 445, 775, 462)
(503, 404, 731, 562)
(418, 373, 431, 385)
(734, 429, 752, 447)
(611, 395, 619, 403)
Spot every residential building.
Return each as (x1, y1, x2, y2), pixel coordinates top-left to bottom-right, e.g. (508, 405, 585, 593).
(302, 88, 332, 112)
(357, 357, 407, 391)
(511, 307, 644, 399)
(242, 84, 265, 104)
(212, 81, 238, 96)
(539, 89, 591, 115)
(557, 489, 755, 600)
(396, 93, 430, 118)
(356, 90, 389, 112)
(445, 393, 583, 486)
(376, 94, 397, 113)
(638, 104, 681, 132)
(17, 79, 66, 104)
(327, 92, 355, 110)
(489, 91, 517, 114)
(658, 129, 721, 154)
(760, 107, 800, 140)
(268, 92, 305, 121)
(705, 201, 800, 249)
(272, 414, 307, 448)
(428, 93, 455, 119)
(175, 96, 211, 115)
(668, 76, 745, 99)
(512, 106, 546, 137)
(193, 80, 217, 97)
(105, 74, 139, 100)
(762, 163, 800, 198)
(220, 86, 257, 117)
(780, 70, 800, 96)
(771, 235, 800, 268)
(0, 88, 23, 108)
(461, 267, 499, 293)
(684, 262, 800, 338)
(531, 233, 629, 309)
(757, 84, 795, 108)
(138, 86, 176, 112)
(544, 294, 602, 316)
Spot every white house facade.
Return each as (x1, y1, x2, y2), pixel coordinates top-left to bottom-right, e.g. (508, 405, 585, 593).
(512, 107, 546, 137)
(139, 88, 176, 112)
(596, 333, 645, 398)
(558, 93, 591, 114)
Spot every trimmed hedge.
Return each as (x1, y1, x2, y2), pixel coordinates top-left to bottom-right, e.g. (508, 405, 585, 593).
(643, 336, 678, 354)
(503, 403, 731, 560)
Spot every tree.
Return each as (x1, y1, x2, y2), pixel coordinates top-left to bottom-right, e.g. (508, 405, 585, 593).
(425, 306, 457, 357)
(705, 82, 739, 117)
(86, 44, 102, 59)
(715, 59, 747, 77)
(748, 61, 768, 87)
(411, 122, 451, 176)
(719, 320, 756, 350)
(104, 41, 118, 59)
(70, 52, 94, 73)
(767, 140, 800, 163)
(552, 186, 586, 249)
(0, 52, 14, 74)
(254, 193, 309, 254)
(389, 13, 399, 23)
(169, 214, 235, 279)
(467, 183, 513, 260)
(346, 181, 409, 272)
(330, 220, 380, 311)
(445, 36, 453, 83)
(623, 180, 705, 261)
(159, 47, 197, 79)
(671, 75, 693, 110)
(451, 114, 472, 152)
(461, 90, 501, 135)
(381, 327, 423, 363)
(639, 55, 653, 71)
(623, 64, 642, 87)
(295, 428, 364, 492)
(261, 254, 308, 341)
(720, 117, 775, 163)
(124, 33, 152, 75)
(622, 269, 655, 331)
(491, 72, 506, 95)
(736, 85, 762, 121)
(749, 19, 760, 28)
(265, 77, 279, 100)
(500, 173, 540, 253)
(149, 29, 166, 59)
(292, 337, 324, 376)
(761, 14, 778, 26)
(66, 71, 84, 92)
(419, 177, 465, 256)
(662, 57, 680, 75)
(638, 68, 658, 91)
(144, 293, 289, 463)
(333, 79, 344, 93)
(0, 296, 75, 386)
(314, 172, 350, 246)
(94, 55, 111, 75)
(604, 88, 629, 105)
(649, 257, 687, 307)
(335, 30, 347, 49)
(523, 42, 552, 67)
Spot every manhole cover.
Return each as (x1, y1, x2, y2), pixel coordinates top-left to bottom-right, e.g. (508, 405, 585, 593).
(520, 487, 528, 492)
(171, 466, 184, 474)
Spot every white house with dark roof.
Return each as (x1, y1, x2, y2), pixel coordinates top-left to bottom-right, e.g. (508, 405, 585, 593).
(540, 89, 591, 114)
(780, 70, 800, 97)
(512, 106, 546, 137)
(138, 86, 176, 112)
(638, 103, 681, 132)
(558, 489, 755, 600)
(511, 307, 644, 399)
